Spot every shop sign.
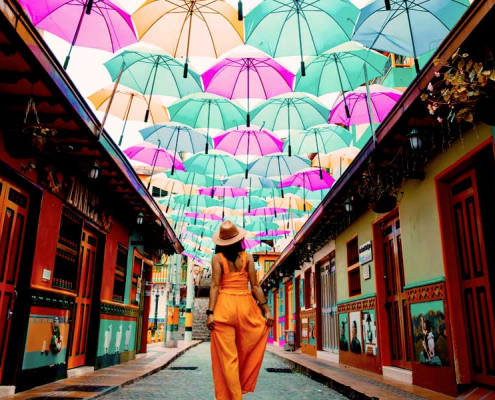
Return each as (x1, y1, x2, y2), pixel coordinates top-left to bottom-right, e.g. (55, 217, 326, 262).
(359, 241, 373, 264)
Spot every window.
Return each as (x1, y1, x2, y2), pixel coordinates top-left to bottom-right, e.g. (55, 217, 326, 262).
(304, 268, 313, 309)
(151, 186, 168, 197)
(347, 237, 361, 297)
(113, 244, 128, 302)
(264, 260, 274, 274)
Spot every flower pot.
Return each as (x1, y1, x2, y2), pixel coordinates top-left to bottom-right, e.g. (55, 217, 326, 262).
(369, 195, 397, 214)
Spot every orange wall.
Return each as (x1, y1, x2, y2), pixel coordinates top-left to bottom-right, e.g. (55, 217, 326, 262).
(256, 253, 279, 281)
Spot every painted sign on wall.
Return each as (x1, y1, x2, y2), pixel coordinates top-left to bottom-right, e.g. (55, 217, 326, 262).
(97, 318, 136, 357)
(362, 309, 378, 355)
(339, 313, 349, 351)
(22, 306, 71, 371)
(359, 241, 373, 264)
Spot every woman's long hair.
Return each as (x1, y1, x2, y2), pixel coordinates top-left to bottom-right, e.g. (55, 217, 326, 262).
(215, 240, 245, 263)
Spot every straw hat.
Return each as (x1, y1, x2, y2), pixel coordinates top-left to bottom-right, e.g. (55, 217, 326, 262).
(212, 220, 247, 246)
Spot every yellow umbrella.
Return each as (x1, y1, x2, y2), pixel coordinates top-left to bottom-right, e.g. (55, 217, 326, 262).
(277, 217, 307, 232)
(88, 86, 169, 145)
(202, 206, 243, 217)
(143, 173, 199, 195)
(268, 194, 313, 212)
(312, 148, 360, 172)
(133, 0, 244, 77)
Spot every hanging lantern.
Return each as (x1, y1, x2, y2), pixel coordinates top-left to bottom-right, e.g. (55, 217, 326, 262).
(344, 196, 353, 213)
(88, 161, 101, 180)
(408, 128, 423, 150)
(136, 211, 144, 225)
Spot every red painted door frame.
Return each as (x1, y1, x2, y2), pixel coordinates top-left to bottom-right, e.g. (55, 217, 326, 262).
(294, 276, 301, 348)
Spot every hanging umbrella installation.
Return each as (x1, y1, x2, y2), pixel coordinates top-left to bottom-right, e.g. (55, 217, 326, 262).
(133, 0, 244, 76)
(19, 0, 138, 69)
(245, 0, 358, 76)
(104, 51, 203, 122)
(279, 168, 335, 191)
(203, 57, 294, 126)
(352, 0, 469, 73)
(168, 93, 246, 153)
(250, 94, 329, 156)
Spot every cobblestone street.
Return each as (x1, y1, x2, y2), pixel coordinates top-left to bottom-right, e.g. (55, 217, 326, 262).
(106, 343, 346, 400)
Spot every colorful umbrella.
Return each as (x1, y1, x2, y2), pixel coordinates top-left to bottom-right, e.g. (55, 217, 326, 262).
(168, 93, 246, 153)
(279, 168, 335, 191)
(88, 86, 169, 146)
(187, 226, 216, 237)
(250, 94, 329, 155)
(203, 206, 243, 217)
(246, 207, 287, 217)
(329, 85, 402, 126)
(133, 0, 244, 76)
(247, 243, 274, 254)
(222, 176, 277, 189)
(245, 221, 279, 233)
(199, 187, 248, 197)
(243, 239, 262, 250)
(245, 0, 358, 75)
(185, 212, 223, 221)
(203, 57, 294, 125)
(269, 194, 313, 212)
(19, 0, 137, 69)
(140, 124, 209, 174)
(104, 51, 203, 122)
(165, 171, 220, 187)
(254, 230, 290, 238)
(143, 173, 196, 195)
(352, 0, 469, 72)
(214, 127, 283, 177)
(294, 42, 388, 117)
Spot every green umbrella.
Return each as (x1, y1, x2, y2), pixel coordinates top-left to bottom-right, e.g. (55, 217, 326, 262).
(251, 187, 299, 198)
(245, 221, 279, 233)
(104, 50, 203, 122)
(165, 170, 220, 187)
(170, 195, 220, 208)
(245, 0, 358, 75)
(250, 94, 329, 156)
(168, 93, 246, 154)
(187, 225, 216, 237)
(247, 243, 274, 254)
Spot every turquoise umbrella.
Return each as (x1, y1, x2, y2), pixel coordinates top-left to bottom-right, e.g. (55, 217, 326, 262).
(294, 42, 389, 116)
(250, 94, 329, 156)
(165, 171, 220, 187)
(245, 0, 358, 75)
(171, 195, 220, 208)
(245, 221, 279, 233)
(285, 125, 352, 177)
(104, 51, 203, 122)
(251, 187, 299, 198)
(168, 93, 246, 154)
(187, 226, 216, 237)
(247, 243, 273, 254)
(225, 196, 267, 211)
(223, 175, 277, 189)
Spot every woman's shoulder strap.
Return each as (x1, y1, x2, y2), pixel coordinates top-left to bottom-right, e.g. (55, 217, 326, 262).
(217, 253, 229, 274)
(241, 252, 248, 272)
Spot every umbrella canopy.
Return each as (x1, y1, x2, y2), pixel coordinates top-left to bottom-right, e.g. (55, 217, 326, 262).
(199, 187, 248, 197)
(173, 194, 220, 208)
(250, 187, 299, 198)
(247, 243, 274, 253)
(133, 0, 244, 73)
(245, 0, 358, 75)
(203, 206, 243, 216)
(269, 194, 313, 211)
(287, 125, 352, 154)
(168, 93, 246, 153)
(279, 168, 335, 191)
(250, 94, 329, 155)
(224, 196, 267, 211)
(184, 153, 246, 177)
(165, 170, 220, 187)
(245, 221, 279, 232)
(243, 239, 262, 250)
(352, 0, 469, 72)
(187, 226, 216, 237)
(19, 0, 137, 68)
(246, 207, 287, 216)
(222, 176, 277, 189)
(329, 85, 402, 126)
(185, 212, 223, 221)
(294, 42, 389, 97)
(124, 143, 185, 171)
(254, 230, 290, 238)
(143, 174, 196, 195)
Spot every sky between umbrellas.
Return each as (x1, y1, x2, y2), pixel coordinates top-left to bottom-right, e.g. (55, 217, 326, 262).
(26, 0, 471, 267)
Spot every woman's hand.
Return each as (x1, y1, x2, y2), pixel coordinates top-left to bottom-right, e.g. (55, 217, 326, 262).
(264, 309, 274, 327)
(206, 314, 215, 331)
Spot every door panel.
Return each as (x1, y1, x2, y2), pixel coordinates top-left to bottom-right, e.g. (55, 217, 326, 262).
(383, 217, 411, 370)
(450, 169, 495, 384)
(68, 230, 97, 369)
(320, 255, 338, 352)
(0, 179, 29, 381)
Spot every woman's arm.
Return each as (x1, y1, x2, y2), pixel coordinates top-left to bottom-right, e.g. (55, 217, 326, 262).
(206, 255, 222, 331)
(247, 254, 274, 327)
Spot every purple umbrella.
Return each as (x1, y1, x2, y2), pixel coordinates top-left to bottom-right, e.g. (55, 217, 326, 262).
(329, 85, 402, 126)
(214, 126, 283, 178)
(254, 230, 290, 238)
(279, 168, 335, 191)
(202, 57, 294, 126)
(19, 0, 137, 69)
(185, 212, 223, 221)
(199, 187, 248, 197)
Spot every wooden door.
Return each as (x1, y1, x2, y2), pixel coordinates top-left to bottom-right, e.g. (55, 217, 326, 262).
(449, 169, 495, 385)
(295, 276, 301, 347)
(285, 281, 294, 331)
(383, 217, 412, 369)
(272, 291, 278, 342)
(321, 255, 338, 352)
(68, 229, 97, 369)
(0, 179, 29, 381)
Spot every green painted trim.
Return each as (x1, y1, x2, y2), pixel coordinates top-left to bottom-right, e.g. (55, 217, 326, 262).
(337, 293, 376, 305)
(491, 126, 495, 141)
(404, 277, 445, 290)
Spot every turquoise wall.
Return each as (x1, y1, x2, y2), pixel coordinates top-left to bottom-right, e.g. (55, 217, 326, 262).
(97, 318, 136, 357)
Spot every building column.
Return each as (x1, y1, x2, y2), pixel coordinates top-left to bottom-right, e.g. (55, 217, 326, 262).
(184, 258, 195, 342)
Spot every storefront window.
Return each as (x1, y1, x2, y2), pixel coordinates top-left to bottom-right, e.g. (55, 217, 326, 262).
(112, 244, 128, 302)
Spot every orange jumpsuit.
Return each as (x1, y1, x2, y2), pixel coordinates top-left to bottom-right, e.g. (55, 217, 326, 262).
(211, 252, 269, 400)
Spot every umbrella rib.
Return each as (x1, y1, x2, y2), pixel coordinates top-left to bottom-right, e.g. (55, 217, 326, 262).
(137, 2, 190, 39)
(94, 2, 118, 52)
(251, 60, 270, 100)
(229, 60, 244, 99)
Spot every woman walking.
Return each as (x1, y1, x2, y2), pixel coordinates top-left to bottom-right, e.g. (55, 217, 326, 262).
(207, 220, 274, 399)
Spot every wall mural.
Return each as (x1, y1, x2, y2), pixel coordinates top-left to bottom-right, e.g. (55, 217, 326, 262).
(97, 319, 136, 357)
(339, 313, 349, 351)
(22, 306, 70, 371)
(350, 311, 362, 354)
(411, 300, 449, 366)
(362, 309, 378, 355)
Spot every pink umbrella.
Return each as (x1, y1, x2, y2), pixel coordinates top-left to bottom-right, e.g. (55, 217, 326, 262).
(329, 85, 402, 126)
(254, 230, 290, 238)
(246, 207, 287, 216)
(199, 187, 248, 197)
(214, 127, 283, 178)
(279, 168, 335, 191)
(243, 239, 261, 249)
(19, 0, 137, 69)
(185, 212, 223, 221)
(202, 57, 294, 126)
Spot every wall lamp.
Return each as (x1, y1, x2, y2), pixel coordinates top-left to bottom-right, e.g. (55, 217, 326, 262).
(408, 128, 423, 151)
(136, 211, 144, 225)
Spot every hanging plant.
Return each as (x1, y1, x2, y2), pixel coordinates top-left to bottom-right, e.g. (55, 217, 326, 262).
(421, 48, 495, 125)
(3, 98, 57, 159)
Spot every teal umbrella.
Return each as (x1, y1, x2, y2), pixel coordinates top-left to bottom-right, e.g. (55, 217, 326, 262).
(250, 94, 329, 156)
(165, 170, 219, 187)
(223, 175, 277, 189)
(285, 125, 352, 177)
(104, 51, 203, 122)
(294, 42, 389, 116)
(245, 221, 279, 233)
(168, 93, 246, 154)
(171, 195, 220, 208)
(187, 225, 215, 237)
(225, 196, 267, 213)
(184, 153, 246, 197)
(251, 187, 299, 198)
(245, 0, 358, 75)
(247, 243, 274, 254)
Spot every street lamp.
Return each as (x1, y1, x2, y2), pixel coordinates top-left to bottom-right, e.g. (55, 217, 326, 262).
(152, 286, 164, 332)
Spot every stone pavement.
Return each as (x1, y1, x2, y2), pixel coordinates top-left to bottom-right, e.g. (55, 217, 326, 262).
(105, 342, 347, 400)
